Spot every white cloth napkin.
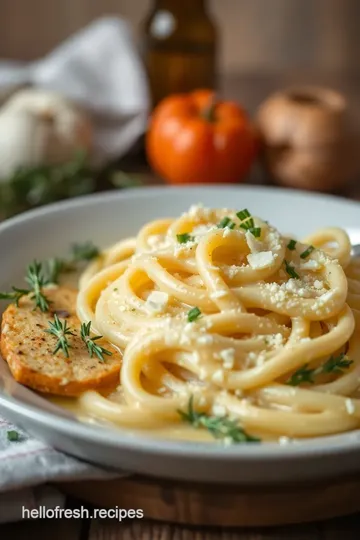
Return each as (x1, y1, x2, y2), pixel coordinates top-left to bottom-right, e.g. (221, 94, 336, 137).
(0, 17, 150, 166)
(0, 414, 121, 523)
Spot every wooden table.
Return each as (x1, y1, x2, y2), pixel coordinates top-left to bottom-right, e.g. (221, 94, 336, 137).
(2, 70, 360, 538)
(1, 495, 360, 539)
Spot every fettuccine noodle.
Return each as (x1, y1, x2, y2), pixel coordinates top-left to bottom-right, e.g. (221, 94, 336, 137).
(75, 204, 360, 442)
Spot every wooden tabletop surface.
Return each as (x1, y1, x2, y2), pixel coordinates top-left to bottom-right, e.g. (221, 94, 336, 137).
(1, 71, 360, 538)
(2, 496, 360, 539)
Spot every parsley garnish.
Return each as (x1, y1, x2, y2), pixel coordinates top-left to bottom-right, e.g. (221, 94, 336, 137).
(178, 396, 260, 444)
(80, 321, 113, 362)
(286, 353, 353, 386)
(7, 430, 20, 441)
(287, 239, 297, 250)
(187, 307, 202, 322)
(176, 233, 194, 244)
(46, 314, 75, 357)
(300, 245, 315, 259)
(284, 260, 299, 279)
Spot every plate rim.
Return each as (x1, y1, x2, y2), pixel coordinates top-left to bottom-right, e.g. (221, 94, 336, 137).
(1, 185, 360, 465)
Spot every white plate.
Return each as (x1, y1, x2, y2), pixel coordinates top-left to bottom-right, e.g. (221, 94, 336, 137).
(1, 185, 360, 486)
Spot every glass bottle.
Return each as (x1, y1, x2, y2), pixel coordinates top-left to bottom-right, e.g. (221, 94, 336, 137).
(141, 0, 218, 107)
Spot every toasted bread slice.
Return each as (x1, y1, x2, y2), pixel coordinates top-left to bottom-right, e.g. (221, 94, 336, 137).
(0, 286, 121, 396)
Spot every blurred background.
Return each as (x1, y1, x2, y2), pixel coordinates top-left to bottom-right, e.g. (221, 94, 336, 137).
(0, 0, 359, 216)
(2, 0, 359, 79)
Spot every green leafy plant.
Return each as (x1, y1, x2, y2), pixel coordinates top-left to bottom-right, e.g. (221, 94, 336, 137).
(178, 396, 260, 444)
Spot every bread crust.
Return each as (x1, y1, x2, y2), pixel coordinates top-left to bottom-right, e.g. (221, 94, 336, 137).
(0, 286, 121, 396)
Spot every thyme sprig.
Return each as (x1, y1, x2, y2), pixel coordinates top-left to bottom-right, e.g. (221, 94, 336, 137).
(44, 241, 100, 284)
(26, 261, 51, 312)
(178, 396, 260, 444)
(71, 242, 100, 262)
(80, 321, 113, 362)
(0, 287, 30, 306)
(286, 353, 353, 386)
(46, 314, 76, 357)
(0, 150, 94, 219)
(0, 261, 52, 312)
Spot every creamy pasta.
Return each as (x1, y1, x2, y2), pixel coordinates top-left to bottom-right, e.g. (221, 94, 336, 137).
(74, 204, 360, 443)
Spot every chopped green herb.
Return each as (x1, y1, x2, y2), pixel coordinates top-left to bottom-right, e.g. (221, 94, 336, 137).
(217, 217, 235, 229)
(284, 260, 300, 279)
(26, 261, 51, 312)
(236, 209, 251, 221)
(46, 314, 76, 357)
(187, 306, 202, 322)
(240, 217, 255, 231)
(176, 233, 194, 244)
(300, 245, 315, 259)
(80, 321, 113, 362)
(7, 430, 20, 441)
(178, 396, 260, 444)
(249, 227, 261, 238)
(287, 239, 297, 250)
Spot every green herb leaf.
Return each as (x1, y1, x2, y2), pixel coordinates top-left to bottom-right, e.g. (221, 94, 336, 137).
(7, 430, 20, 442)
(80, 321, 113, 362)
(71, 242, 100, 262)
(178, 396, 260, 444)
(236, 209, 251, 221)
(176, 233, 194, 244)
(286, 364, 316, 386)
(111, 171, 144, 189)
(286, 353, 353, 386)
(300, 245, 315, 259)
(321, 353, 353, 374)
(240, 217, 255, 231)
(187, 307, 202, 322)
(249, 227, 261, 238)
(46, 258, 67, 284)
(217, 217, 235, 229)
(284, 260, 300, 279)
(287, 239, 297, 250)
(46, 314, 76, 357)
(26, 261, 51, 312)
(0, 287, 29, 306)
(0, 150, 94, 219)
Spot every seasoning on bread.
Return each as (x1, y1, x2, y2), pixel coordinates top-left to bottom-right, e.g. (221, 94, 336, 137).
(0, 286, 121, 396)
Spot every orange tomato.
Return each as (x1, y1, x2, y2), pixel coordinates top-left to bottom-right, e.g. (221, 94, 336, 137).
(146, 89, 257, 184)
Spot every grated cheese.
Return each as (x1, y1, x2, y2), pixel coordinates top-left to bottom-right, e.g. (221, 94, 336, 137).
(346, 398, 355, 415)
(145, 291, 169, 313)
(247, 251, 274, 269)
(219, 348, 235, 369)
(212, 369, 225, 384)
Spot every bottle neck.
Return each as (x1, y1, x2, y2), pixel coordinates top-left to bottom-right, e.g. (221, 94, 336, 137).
(154, 0, 206, 14)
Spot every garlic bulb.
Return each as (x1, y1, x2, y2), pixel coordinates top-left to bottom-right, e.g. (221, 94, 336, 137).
(0, 89, 93, 180)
